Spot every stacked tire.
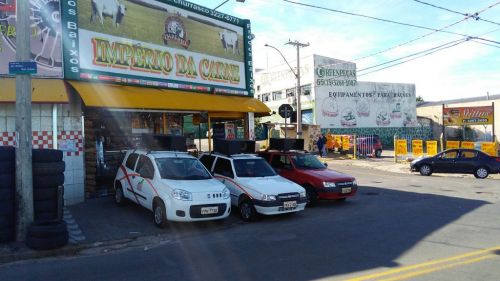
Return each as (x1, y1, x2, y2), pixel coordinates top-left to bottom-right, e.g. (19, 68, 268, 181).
(0, 146, 15, 243)
(28, 149, 68, 250)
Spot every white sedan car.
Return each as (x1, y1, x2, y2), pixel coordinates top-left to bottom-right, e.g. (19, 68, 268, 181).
(114, 150, 231, 227)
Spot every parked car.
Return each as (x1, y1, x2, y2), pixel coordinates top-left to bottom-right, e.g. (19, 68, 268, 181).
(114, 150, 231, 227)
(258, 150, 358, 205)
(199, 152, 307, 222)
(410, 149, 500, 179)
(353, 135, 383, 158)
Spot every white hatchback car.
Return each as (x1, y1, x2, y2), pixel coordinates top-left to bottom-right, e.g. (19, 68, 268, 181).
(199, 153, 307, 221)
(114, 150, 231, 227)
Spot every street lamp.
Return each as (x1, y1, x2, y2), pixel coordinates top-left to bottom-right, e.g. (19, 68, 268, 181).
(214, 0, 246, 10)
(265, 41, 309, 138)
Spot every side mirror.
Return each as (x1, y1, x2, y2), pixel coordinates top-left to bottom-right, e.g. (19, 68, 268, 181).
(324, 162, 328, 167)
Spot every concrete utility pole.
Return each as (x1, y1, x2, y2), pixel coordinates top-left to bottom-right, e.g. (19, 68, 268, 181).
(15, 0, 34, 241)
(285, 40, 309, 138)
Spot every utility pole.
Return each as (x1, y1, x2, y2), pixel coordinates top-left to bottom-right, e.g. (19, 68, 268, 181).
(15, 0, 34, 241)
(285, 40, 309, 139)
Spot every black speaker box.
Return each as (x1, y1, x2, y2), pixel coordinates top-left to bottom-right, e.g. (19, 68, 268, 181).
(213, 139, 255, 155)
(141, 134, 187, 151)
(269, 138, 304, 151)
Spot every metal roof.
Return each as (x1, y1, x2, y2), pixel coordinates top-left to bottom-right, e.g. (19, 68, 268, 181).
(417, 94, 500, 107)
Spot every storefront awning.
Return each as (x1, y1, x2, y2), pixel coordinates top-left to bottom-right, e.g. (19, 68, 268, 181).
(0, 78, 69, 103)
(67, 81, 271, 116)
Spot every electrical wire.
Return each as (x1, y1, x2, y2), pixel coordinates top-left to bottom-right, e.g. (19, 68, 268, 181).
(413, 0, 500, 27)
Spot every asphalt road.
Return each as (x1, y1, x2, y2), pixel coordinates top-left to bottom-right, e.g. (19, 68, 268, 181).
(1, 165, 500, 281)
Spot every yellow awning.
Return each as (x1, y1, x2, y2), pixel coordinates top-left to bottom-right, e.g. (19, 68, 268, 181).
(67, 81, 270, 116)
(0, 78, 69, 103)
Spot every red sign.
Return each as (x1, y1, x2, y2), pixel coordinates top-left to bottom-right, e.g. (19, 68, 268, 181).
(443, 106, 493, 126)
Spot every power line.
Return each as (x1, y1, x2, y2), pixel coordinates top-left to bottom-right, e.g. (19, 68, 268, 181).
(413, 0, 500, 27)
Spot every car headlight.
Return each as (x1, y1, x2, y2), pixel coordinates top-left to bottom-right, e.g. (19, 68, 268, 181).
(172, 189, 192, 201)
(299, 191, 306, 198)
(353, 180, 357, 186)
(323, 182, 336, 188)
(222, 187, 230, 199)
(261, 194, 277, 201)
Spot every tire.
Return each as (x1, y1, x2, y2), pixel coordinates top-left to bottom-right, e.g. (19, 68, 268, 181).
(35, 211, 58, 222)
(32, 149, 63, 163)
(153, 199, 168, 228)
(34, 186, 58, 201)
(27, 220, 67, 238)
(239, 199, 258, 222)
(419, 164, 432, 176)
(33, 161, 65, 176)
(26, 232, 68, 250)
(474, 167, 489, 179)
(33, 174, 64, 189)
(0, 174, 15, 189)
(375, 149, 382, 158)
(115, 183, 126, 206)
(0, 161, 15, 175)
(0, 228, 14, 243)
(34, 198, 58, 213)
(0, 146, 15, 161)
(305, 187, 318, 207)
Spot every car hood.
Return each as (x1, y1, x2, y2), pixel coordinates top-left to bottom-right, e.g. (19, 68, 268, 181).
(238, 176, 304, 194)
(160, 178, 226, 193)
(298, 168, 355, 182)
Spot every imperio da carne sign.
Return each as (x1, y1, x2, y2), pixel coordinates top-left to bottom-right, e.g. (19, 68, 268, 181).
(443, 106, 494, 126)
(61, 0, 252, 96)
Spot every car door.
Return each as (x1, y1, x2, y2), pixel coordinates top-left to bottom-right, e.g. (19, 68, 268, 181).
(432, 150, 459, 173)
(213, 158, 239, 206)
(133, 155, 155, 208)
(454, 150, 478, 173)
(270, 154, 295, 181)
(120, 152, 140, 202)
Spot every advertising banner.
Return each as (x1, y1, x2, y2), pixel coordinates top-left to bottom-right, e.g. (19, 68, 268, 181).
(224, 123, 236, 140)
(60, 0, 252, 96)
(443, 106, 494, 126)
(396, 139, 407, 156)
(412, 140, 423, 157)
(481, 142, 497, 157)
(342, 135, 350, 151)
(426, 140, 438, 156)
(461, 141, 475, 149)
(0, 0, 63, 77)
(446, 141, 460, 150)
(315, 81, 417, 128)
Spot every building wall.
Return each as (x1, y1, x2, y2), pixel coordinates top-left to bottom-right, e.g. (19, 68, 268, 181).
(0, 98, 84, 205)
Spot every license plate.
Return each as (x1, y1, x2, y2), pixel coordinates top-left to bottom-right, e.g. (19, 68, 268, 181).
(283, 201, 297, 208)
(201, 206, 218, 215)
(341, 187, 352, 194)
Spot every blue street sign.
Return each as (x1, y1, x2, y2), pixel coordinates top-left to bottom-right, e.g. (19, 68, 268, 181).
(8, 61, 37, 75)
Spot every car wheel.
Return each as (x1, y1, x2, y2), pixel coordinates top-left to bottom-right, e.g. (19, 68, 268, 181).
(115, 183, 125, 206)
(239, 199, 258, 222)
(375, 149, 382, 158)
(474, 167, 489, 179)
(305, 187, 317, 207)
(153, 199, 168, 228)
(336, 198, 347, 202)
(419, 164, 432, 176)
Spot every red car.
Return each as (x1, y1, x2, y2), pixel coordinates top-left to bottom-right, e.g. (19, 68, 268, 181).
(258, 150, 358, 205)
(348, 135, 383, 158)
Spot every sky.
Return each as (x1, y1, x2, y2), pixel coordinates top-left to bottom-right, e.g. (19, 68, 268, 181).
(195, 0, 500, 101)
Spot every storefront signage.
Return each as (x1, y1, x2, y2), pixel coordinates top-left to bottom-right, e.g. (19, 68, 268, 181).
(60, 0, 253, 96)
(225, 123, 236, 140)
(341, 135, 350, 151)
(481, 142, 497, 157)
(412, 140, 423, 157)
(396, 139, 407, 156)
(316, 81, 417, 128)
(426, 140, 437, 156)
(443, 106, 494, 126)
(0, 0, 63, 77)
(446, 141, 460, 150)
(461, 141, 475, 149)
(315, 55, 357, 87)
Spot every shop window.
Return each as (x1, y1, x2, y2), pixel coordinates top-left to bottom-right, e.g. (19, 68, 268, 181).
(286, 88, 295, 97)
(262, 93, 271, 102)
(125, 153, 139, 170)
(272, 91, 282, 100)
(213, 158, 234, 178)
(302, 109, 313, 125)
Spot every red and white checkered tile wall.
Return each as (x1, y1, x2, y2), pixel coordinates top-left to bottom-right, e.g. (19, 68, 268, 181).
(0, 131, 83, 156)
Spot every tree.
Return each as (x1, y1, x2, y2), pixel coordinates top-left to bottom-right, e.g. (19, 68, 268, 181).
(416, 96, 424, 102)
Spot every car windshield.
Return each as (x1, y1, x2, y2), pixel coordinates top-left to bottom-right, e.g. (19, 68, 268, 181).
(290, 154, 326, 169)
(155, 158, 211, 180)
(234, 158, 276, 177)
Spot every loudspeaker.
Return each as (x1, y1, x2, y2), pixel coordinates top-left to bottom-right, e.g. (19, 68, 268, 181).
(141, 134, 187, 151)
(213, 139, 255, 155)
(269, 138, 304, 151)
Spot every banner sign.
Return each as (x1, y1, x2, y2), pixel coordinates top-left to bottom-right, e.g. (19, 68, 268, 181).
(396, 139, 407, 156)
(342, 135, 350, 151)
(412, 140, 423, 157)
(61, 0, 252, 96)
(426, 140, 438, 156)
(461, 141, 475, 149)
(446, 141, 460, 150)
(443, 106, 494, 126)
(481, 142, 497, 157)
(0, 0, 63, 77)
(316, 81, 417, 128)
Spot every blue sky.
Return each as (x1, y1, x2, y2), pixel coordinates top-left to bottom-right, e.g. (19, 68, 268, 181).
(194, 0, 499, 101)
